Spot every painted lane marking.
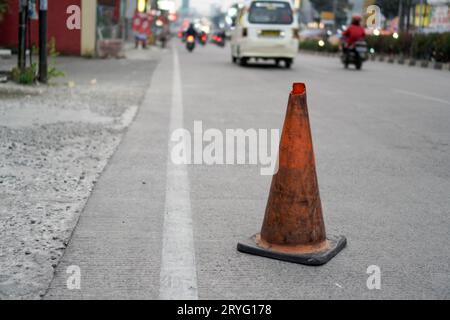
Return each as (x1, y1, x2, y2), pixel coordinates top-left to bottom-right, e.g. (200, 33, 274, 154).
(159, 47, 198, 300)
(394, 89, 450, 106)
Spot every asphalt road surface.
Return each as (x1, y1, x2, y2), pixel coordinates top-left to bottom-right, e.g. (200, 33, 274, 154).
(45, 41, 450, 300)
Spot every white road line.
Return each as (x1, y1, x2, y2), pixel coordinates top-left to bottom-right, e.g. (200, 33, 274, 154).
(159, 47, 198, 300)
(394, 89, 450, 106)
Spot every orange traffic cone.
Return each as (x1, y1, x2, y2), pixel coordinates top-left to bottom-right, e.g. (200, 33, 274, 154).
(237, 83, 346, 266)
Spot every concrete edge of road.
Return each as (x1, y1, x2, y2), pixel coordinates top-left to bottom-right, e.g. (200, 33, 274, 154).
(299, 50, 450, 71)
(0, 81, 47, 95)
(0, 49, 12, 58)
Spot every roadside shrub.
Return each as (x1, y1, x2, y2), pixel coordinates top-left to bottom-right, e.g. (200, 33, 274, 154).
(299, 39, 339, 53)
(366, 33, 412, 55)
(303, 32, 450, 62)
(47, 37, 65, 79)
(434, 32, 450, 62)
(11, 37, 65, 85)
(11, 63, 37, 85)
(0, 0, 8, 21)
(366, 32, 450, 62)
(411, 33, 439, 60)
(299, 39, 318, 51)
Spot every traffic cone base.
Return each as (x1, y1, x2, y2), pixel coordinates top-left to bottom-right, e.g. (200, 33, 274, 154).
(237, 234, 346, 266)
(256, 234, 330, 254)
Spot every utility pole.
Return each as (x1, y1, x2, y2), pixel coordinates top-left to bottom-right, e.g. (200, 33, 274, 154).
(398, 0, 404, 32)
(332, 0, 338, 32)
(38, 0, 48, 83)
(18, 0, 27, 70)
(151, 0, 159, 11)
(405, 0, 411, 33)
(419, 0, 424, 31)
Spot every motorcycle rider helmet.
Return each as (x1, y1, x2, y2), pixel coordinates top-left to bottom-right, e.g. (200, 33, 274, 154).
(351, 15, 362, 25)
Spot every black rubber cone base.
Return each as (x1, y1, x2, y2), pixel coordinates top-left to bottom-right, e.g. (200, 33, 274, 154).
(237, 234, 347, 266)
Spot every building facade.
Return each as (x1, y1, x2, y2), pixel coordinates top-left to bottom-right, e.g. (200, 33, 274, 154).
(0, 0, 128, 56)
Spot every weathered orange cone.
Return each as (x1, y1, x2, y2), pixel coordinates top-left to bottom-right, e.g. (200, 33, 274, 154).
(237, 83, 346, 266)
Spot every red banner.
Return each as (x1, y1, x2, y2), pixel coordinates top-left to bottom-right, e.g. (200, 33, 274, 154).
(132, 12, 152, 36)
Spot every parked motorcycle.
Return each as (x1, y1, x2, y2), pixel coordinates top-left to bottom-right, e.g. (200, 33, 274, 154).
(186, 35, 196, 52)
(341, 41, 368, 70)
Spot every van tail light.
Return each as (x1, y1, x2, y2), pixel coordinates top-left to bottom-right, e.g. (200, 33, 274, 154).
(242, 28, 248, 37)
(292, 28, 299, 39)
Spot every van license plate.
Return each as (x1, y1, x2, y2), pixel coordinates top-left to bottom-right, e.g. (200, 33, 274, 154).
(260, 30, 281, 37)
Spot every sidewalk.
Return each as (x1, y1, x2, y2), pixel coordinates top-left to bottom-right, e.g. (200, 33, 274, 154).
(45, 45, 174, 300)
(0, 45, 161, 299)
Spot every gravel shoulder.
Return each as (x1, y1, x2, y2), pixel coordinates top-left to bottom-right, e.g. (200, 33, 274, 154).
(0, 48, 160, 299)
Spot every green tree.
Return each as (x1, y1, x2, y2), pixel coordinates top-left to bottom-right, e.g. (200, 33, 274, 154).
(310, 0, 351, 26)
(310, 0, 333, 13)
(336, 0, 351, 26)
(0, 0, 8, 17)
(376, 0, 400, 19)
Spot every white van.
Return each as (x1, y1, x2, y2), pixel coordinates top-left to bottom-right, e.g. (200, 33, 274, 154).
(231, 0, 299, 68)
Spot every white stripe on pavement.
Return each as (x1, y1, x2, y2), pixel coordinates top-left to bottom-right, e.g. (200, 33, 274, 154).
(159, 47, 198, 300)
(394, 89, 450, 106)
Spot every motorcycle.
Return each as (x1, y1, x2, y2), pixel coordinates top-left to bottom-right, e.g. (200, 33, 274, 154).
(341, 41, 368, 70)
(211, 32, 226, 48)
(186, 35, 196, 52)
(199, 33, 208, 46)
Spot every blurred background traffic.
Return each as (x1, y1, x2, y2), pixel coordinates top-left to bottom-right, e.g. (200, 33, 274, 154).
(1, 0, 449, 69)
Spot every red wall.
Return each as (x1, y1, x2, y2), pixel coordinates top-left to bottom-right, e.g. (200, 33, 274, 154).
(0, 0, 82, 55)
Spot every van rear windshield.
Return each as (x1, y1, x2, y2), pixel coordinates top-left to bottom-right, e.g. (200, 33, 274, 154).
(248, 1, 293, 25)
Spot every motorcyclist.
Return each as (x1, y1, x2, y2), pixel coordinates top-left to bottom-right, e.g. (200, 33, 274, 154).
(199, 31, 208, 45)
(185, 23, 198, 40)
(341, 15, 367, 69)
(342, 15, 366, 49)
